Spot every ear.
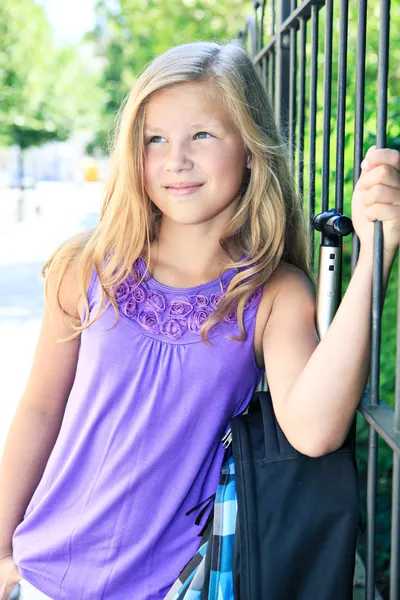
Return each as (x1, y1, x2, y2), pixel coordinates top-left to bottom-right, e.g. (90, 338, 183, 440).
(246, 153, 252, 169)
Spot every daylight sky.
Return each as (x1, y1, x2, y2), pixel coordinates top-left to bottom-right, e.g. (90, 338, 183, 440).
(41, 0, 97, 44)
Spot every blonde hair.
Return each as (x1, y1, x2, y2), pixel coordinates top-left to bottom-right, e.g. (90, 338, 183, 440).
(43, 40, 313, 343)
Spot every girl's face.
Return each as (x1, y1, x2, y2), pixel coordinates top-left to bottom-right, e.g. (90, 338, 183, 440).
(143, 80, 248, 227)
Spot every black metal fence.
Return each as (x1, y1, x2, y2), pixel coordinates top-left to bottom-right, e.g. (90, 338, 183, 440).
(238, 1, 399, 598)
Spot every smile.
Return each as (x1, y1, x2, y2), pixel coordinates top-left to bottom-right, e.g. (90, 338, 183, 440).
(165, 184, 204, 196)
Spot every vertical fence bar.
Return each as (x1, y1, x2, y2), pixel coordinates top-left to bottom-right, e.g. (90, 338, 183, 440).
(351, 1, 370, 591)
(366, 426, 378, 600)
(270, 51, 275, 100)
(370, 2, 389, 410)
(266, 53, 271, 98)
(260, 0, 267, 53)
(391, 454, 400, 599)
(275, 0, 290, 142)
(392, 264, 400, 598)
(297, 16, 306, 208)
(366, 0, 390, 595)
(288, 1, 297, 172)
(254, 1, 260, 56)
(395, 266, 400, 434)
(242, 13, 257, 58)
(271, 0, 276, 36)
(376, 4, 395, 597)
(334, 0, 349, 217)
(334, 0, 348, 304)
(262, 54, 267, 84)
(308, 5, 319, 269)
(321, 0, 333, 215)
(269, 0, 276, 101)
(352, 0, 367, 275)
(349, 0, 368, 525)
(259, 1, 267, 81)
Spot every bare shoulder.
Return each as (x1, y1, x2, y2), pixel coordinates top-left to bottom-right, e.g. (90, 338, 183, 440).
(45, 253, 82, 325)
(253, 263, 317, 370)
(254, 263, 320, 419)
(266, 261, 314, 292)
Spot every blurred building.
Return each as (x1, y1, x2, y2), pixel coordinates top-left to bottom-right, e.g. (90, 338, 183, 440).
(0, 134, 109, 188)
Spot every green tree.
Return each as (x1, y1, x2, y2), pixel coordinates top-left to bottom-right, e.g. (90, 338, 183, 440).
(0, 0, 104, 217)
(0, 0, 65, 146)
(0, 0, 104, 146)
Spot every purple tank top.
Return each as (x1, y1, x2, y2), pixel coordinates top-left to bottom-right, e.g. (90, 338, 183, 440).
(13, 257, 264, 599)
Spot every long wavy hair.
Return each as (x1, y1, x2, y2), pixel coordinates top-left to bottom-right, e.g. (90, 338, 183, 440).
(43, 40, 313, 343)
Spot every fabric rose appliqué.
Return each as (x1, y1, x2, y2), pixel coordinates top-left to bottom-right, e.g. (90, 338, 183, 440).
(117, 270, 262, 338)
(147, 290, 166, 312)
(210, 293, 224, 309)
(122, 299, 137, 319)
(169, 298, 193, 318)
(138, 307, 160, 334)
(125, 274, 137, 291)
(160, 318, 187, 340)
(190, 294, 209, 306)
(115, 281, 130, 303)
(188, 305, 213, 334)
(132, 285, 147, 303)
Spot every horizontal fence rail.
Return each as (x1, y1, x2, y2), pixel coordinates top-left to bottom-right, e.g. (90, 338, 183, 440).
(239, 1, 399, 598)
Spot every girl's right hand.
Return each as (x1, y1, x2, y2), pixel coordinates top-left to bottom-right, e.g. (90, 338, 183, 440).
(0, 555, 22, 600)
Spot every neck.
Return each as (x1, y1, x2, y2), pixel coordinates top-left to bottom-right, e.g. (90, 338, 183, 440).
(150, 218, 241, 284)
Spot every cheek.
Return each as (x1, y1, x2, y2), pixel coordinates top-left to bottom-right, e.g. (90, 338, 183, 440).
(207, 148, 246, 189)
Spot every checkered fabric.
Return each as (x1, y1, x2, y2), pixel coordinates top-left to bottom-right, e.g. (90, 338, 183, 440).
(164, 454, 237, 600)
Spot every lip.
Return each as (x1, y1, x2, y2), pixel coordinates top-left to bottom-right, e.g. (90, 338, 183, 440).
(164, 183, 204, 196)
(164, 182, 204, 189)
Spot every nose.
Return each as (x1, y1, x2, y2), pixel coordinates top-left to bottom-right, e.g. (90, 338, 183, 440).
(165, 141, 193, 172)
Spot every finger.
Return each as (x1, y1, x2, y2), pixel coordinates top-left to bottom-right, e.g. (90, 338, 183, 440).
(361, 147, 400, 173)
(359, 165, 400, 193)
(361, 184, 400, 207)
(363, 201, 400, 223)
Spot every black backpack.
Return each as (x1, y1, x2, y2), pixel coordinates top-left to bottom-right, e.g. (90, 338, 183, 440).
(230, 390, 359, 600)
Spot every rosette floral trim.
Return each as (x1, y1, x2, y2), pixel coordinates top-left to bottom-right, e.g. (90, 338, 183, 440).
(115, 279, 262, 341)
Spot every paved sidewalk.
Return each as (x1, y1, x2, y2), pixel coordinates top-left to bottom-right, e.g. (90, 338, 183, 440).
(0, 181, 103, 455)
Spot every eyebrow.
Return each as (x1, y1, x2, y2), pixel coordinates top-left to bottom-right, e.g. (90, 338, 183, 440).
(144, 120, 224, 133)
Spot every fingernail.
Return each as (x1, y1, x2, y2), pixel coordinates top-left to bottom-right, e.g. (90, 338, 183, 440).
(365, 145, 376, 158)
(361, 159, 370, 170)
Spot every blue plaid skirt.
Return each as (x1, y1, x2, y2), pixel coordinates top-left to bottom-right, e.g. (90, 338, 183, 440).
(164, 454, 237, 600)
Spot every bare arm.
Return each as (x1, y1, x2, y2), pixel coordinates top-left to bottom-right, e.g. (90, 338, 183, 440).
(262, 247, 397, 457)
(0, 259, 82, 560)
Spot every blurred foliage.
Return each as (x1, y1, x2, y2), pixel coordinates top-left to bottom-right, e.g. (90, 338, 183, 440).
(0, 0, 104, 153)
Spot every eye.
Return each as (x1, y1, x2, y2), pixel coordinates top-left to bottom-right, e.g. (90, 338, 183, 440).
(147, 135, 166, 144)
(195, 132, 212, 139)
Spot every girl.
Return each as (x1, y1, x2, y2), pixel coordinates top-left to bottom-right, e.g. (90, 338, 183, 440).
(0, 40, 399, 600)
